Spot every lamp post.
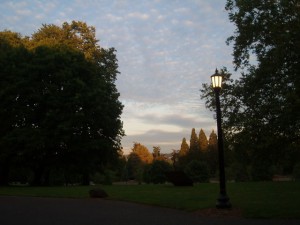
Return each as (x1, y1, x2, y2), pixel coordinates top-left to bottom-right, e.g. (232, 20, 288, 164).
(211, 69, 231, 209)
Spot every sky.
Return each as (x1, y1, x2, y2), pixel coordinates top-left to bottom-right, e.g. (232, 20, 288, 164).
(0, 0, 237, 154)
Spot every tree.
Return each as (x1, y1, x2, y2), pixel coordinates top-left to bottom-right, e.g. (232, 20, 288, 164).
(127, 152, 143, 180)
(171, 150, 179, 169)
(152, 146, 161, 159)
(29, 21, 99, 61)
(127, 143, 153, 182)
(224, 0, 300, 174)
(178, 138, 189, 157)
(201, 1, 300, 178)
(189, 128, 200, 153)
(0, 30, 24, 47)
(198, 129, 208, 152)
(0, 21, 124, 185)
(206, 130, 218, 176)
(177, 138, 190, 169)
(0, 38, 30, 185)
(184, 160, 209, 183)
(208, 130, 217, 149)
(131, 143, 153, 164)
(144, 160, 172, 184)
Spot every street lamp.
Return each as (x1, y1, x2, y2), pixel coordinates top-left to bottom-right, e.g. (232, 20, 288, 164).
(211, 69, 232, 209)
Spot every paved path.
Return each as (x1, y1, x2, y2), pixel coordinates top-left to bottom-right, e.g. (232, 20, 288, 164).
(0, 196, 299, 225)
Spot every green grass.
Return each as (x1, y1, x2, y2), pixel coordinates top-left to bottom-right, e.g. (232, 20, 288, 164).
(228, 182, 300, 219)
(0, 185, 90, 198)
(0, 182, 300, 219)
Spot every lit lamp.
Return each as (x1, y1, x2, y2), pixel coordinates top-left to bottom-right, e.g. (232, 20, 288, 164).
(211, 69, 231, 209)
(211, 70, 223, 90)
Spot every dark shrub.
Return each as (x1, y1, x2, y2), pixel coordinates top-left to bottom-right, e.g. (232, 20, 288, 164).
(146, 160, 172, 184)
(184, 160, 209, 183)
(230, 163, 250, 182)
(166, 171, 193, 186)
(250, 161, 273, 181)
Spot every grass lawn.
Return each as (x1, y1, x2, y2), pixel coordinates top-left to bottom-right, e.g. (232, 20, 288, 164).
(0, 181, 299, 219)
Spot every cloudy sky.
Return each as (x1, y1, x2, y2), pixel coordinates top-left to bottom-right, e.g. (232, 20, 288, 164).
(0, 0, 237, 153)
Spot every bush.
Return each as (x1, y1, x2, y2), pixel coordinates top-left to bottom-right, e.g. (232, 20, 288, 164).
(184, 160, 209, 183)
(48, 168, 66, 186)
(91, 170, 116, 185)
(8, 167, 32, 185)
(145, 160, 172, 184)
(250, 161, 273, 181)
(230, 163, 250, 182)
(165, 171, 193, 186)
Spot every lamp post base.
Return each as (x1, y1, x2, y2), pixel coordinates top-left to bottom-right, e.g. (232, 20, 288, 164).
(216, 194, 232, 209)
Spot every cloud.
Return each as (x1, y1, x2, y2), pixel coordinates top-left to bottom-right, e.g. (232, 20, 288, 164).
(127, 12, 149, 20)
(16, 9, 31, 16)
(174, 7, 189, 13)
(184, 20, 194, 27)
(106, 13, 123, 22)
(6, 1, 28, 9)
(136, 113, 213, 130)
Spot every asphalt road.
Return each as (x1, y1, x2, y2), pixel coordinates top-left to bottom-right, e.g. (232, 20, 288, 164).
(0, 196, 299, 225)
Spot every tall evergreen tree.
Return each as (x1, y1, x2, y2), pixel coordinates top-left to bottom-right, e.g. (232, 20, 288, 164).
(208, 130, 218, 149)
(199, 129, 208, 152)
(189, 128, 200, 153)
(207, 130, 218, 176)
(179, 138, 189, 157)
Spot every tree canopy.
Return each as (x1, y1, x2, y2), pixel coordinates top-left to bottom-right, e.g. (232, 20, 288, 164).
(201, 1, 300, 178)
(199, 129, 208, 152)
(189, 128, 200, 153)
(0, 21, 124, 185)
(179, 138, 189, 157)
(131, 143, 153, 164)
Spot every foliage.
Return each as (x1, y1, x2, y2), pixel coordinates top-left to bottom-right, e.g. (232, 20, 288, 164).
(184, 160, 209, 183)
(131, 143, 153, 164)
(0, 21, 124, 186)
(92, 170, 117, 185)
(127, 153, 143, 180)
(144, 160, 172, 184)
(208, 130, 217, 148)
(201, 1, 300, 179)
(152, 146, 161, 159)
(229, 162, 249, 182)
(205, 130, 218, 176)
(179, 138, 189, 157)
(189, 128, 200, 153)
(177, 129, 218, 176)
(170, 150, 179, 169)
(177, 138, 190, 168)
(198, 129, 208, 152)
